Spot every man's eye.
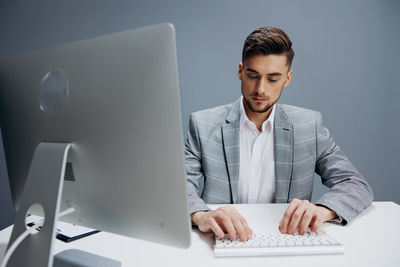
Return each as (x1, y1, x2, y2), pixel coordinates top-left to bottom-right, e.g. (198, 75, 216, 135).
(268, 78, 278, 82)
(248, 74, 258, 79)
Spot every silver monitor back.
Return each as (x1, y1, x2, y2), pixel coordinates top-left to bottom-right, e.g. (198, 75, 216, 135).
(0, 23, 191, 248)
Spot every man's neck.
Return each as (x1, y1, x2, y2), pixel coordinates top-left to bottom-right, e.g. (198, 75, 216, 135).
(243, 103, 273, 132)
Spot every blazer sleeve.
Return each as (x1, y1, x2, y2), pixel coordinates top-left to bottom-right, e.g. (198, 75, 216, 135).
(314, 112, 373, 225)
(185, 114, 211, 214)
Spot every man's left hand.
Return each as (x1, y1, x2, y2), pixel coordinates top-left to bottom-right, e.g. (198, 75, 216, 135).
(279, 199, 338, 235)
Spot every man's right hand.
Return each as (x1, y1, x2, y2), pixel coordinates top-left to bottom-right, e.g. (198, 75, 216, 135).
(190, 206, 253, 242)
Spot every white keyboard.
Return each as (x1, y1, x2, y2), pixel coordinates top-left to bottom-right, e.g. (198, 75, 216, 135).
(214, 231, 344, 257)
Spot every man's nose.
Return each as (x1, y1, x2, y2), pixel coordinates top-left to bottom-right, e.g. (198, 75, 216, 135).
(256, 78, 266, 94)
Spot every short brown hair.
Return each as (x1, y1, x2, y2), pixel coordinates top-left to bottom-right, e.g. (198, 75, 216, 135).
(242, 26, 294, 67)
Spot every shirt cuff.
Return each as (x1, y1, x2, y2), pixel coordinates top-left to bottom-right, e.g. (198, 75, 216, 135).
(315, 203, 347, 225)
(326, 215, 344, 225)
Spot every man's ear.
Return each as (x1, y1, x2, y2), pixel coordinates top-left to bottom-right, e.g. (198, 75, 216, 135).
(238, 62, 243, 80)
(283, 69, 293, 88)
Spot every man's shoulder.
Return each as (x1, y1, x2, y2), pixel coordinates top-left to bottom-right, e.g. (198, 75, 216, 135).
(190, 101, 236, 125)
(277, 103, 320, 125)
(189, 101, 322, 127)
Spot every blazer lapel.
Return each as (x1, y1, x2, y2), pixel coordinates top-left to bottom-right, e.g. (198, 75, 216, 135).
(274, 105, 293, 203)
(221, 99, 241, 204)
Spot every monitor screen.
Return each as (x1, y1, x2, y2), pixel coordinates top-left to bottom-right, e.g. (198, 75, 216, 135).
(0, 23, 191, 249)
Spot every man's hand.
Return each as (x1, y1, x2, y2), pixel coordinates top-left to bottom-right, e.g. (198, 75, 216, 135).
(279, 199, 338, 235)
(191, 206, 253, 241)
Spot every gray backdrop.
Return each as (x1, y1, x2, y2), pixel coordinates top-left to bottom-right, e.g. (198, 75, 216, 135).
(1, 0, 399, 228)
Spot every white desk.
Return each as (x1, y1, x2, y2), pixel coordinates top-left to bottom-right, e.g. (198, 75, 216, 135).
(1, 202, 399, 267)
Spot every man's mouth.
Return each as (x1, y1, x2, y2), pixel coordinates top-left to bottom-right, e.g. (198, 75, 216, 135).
(252, 97, 267, 103)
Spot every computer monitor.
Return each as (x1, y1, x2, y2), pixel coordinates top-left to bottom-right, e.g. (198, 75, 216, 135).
(0, 23, 191, 266)
(0, 125, 14, 231)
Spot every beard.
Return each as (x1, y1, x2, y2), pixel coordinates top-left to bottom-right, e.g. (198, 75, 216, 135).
(242, 81, 285, 114)
(243, 94, 274, 114)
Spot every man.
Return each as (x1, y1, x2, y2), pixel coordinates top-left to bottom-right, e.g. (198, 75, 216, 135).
(185, 27, 373, 242)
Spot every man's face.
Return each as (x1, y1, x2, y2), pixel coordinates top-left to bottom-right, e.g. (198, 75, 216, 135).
(238, 54, 293, 116)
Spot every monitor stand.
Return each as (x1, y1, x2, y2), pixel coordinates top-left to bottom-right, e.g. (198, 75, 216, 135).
(5, 142, 121, 267)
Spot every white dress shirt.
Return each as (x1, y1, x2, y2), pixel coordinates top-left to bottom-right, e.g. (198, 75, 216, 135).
(238, 97, 276, 203)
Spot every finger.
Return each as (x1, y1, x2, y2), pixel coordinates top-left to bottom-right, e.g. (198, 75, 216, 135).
(209, 217, 225, 238)
(280, 200, 299, 233)
(280, 199, 301, 234)
(298, 208, 314, 235)
(218, 215, 237, 241)
(231, 209, 253, 239)
(231, 218, 248, 242)
(240, 217, 253, 239)
(287, 201, 309, 234)
(310, 215, 323, 232)
(309, 216, 316, 231)
(221, 207, 252, 241)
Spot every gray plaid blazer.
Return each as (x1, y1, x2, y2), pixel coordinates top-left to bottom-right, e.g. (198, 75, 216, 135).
(185, 98, 373, 224)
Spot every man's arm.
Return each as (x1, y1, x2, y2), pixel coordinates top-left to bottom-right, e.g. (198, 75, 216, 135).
(279, 112, 373, 235)
(313, 112, 374, 224)
(185, 113, 211, 214)
(185, 113, 252, 241)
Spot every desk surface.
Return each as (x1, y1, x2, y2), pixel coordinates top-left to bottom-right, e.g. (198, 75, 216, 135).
(1, 202, 399, 267)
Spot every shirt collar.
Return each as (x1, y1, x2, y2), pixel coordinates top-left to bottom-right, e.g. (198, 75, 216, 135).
(239, 96, 276, 131)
